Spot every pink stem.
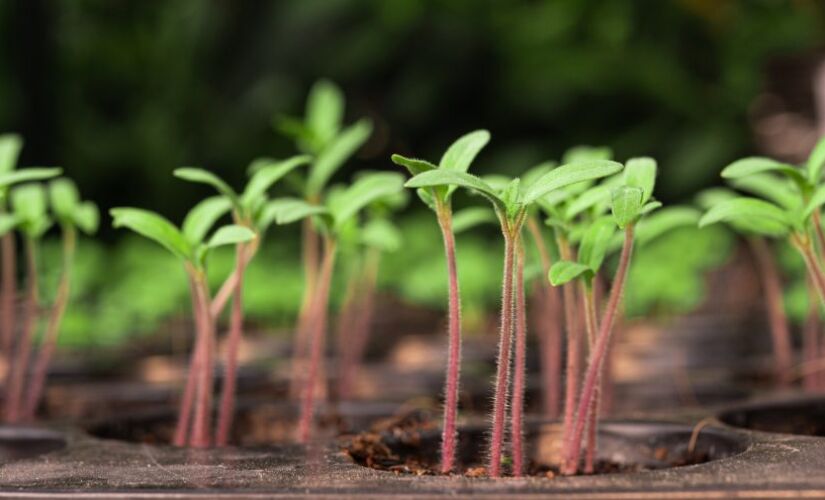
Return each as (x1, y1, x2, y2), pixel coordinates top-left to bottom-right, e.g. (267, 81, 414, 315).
(0, 231, 15, 358)
(334, 265, 362, 401)
(290, 215, 321, 398)
(803, 281, 820, 391)
(510, 236, 527, 477)
(173, 273, 207, 446)
(297, 236, 337, 443)
(189, 274, 215, 448)
(557, 235, 581, 444)
(215, 242, 252, 446)
(488, 230, 515, 477)
(581, 286, 600, 474)
(561, 225, 635, 475)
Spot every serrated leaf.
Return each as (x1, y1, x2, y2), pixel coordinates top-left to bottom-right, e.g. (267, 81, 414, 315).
(451, 206, 497, 234)
(391, 154, 437, 176)
(49, 178, 80, 220)
(307, 118, 373, 196)
(807, 135, 825, 184)
(439, 129, 490, 172)
(578, 217, 616, 272)
(405, 169, 503, 208)
(729, 174, 800, 211)
(330, 172, 405, 228)
(361, 218, 402, 252)
(0, 134, 23, 174)
(241, 155, 311, 208)
(524, 160, 624, 205)
(721, 157, 805, 184)
(698, 197, 791, 237)
(624, 157, 657, 203)
(271, 198, 330, 225)
(549, 260, 592, 286)
(611, 186, 644, 229)
(206, 224, 257, 248)
(0, 168, 62, 189)
(110, 208, 192, 260)
(182, 196, 232, 245)
(73, 201, 99, 234)
(561, 145, 612, 164)
(306, 79, 344, 147)
(174, 168, 239, 207)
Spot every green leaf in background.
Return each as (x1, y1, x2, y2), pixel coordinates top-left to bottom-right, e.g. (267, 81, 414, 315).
(698, 197, 791, 237)
(0, 213, 19, 237)
(564, 185, 610, 220)
(805, 183, 825, 217)
(241, 155, 311, 208)
(632, 206, 701, 247)
(329, 172, 404, 228)
(73, 201, 99, 235)
(11, 183, 48, 223)
(549, 260, 592, 286)
(0, 134, 22, 174)
(173, 167, 240, 206)
(729, 174, 800, 212)
(271, 198, 330, 225)
(306, 79, 344, 147)
(521, 161, 556, 188)
(306, 118, 373, 196)
(361, 218, 402, 252)
(624, 157, 657, 203)
(721, 157, 805, 185)
(695, 187, 738, 210)
(451, 206, 497, 234)
(0, 168, 63, 189)
(610, 185, 643, 228)
(181, 196, 232, 245)
(49, 178, 80, 220)
(391, 154, 437, 176)
(439, 129, 491, 172)
(205, 224, 257, 248)
(806, 135, 825, 184)
(561, 145, 613, 164)
(523, 160, 624, 204)
(110, 208, 192, 261)
(578, 217, 616, 271)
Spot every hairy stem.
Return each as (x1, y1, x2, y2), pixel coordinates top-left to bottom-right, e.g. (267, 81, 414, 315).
(24, 227, 76, 420)
(557, 234, 581, 443)
(290, 215, 321, 398)
(561, 225, 635, 475)
(581, 285, 600, 474)
(189, 273, 215, 448)
(297, 236, 337, 443)
(747, 237, 793, 387)
(173, 273, 204, 447)
(0, 230, 15, 358)
(215, 241, 255, 446)
(4, 238, 38, 423)
(488, 227, 516, 478)
(510, 235, 527, 477)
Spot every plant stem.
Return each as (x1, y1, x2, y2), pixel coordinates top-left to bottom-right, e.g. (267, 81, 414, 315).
(4, 237, 38, 423)
(803, 280, 820, 391)
(747, 237, 793, 387)
(297, 236, 337, 443)
(334, 262, 361, 401)
(0, 229, 15, 358)
(23, 227, 76, 420)
(794, 235, 825, 308)
(812, 211, 825, 262)
(580, 284, 600, 474)
(561, 225, 635, 475)
(189, 272, 215, 448)
(434, 202, 463, 474)
(209, 247, 255, 319)
(215, 241, 255, 446)
(556, 234, 581, 444)
(488, 226, 516, 478)
(510, 235, 527, 477)
(291, 215, 321, 398)
(173, 273, 204, 447)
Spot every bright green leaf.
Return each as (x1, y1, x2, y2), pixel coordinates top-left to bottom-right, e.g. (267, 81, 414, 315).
(524, 160, 624, 205)
(721, 157, 805, 185)
(564, 185, 610, 220)
(330, 172, 404, 228)
(807, 135, 825, 184)
(0, 168, 62, 189)
(698, 197, 791, 237)
(405, 169, 502, 208)
(439, 129, 490, 173)
(73, 201, 99, 234)
(578, 217, 616, 271)
(452, 206, 497, 234)
(695, 187, 738, 210)
(0, 214, 18, 236)
(612, 206, 701, 250)
(306, 79, 344, 147)
(11, 183, 48, 223)
(611, 186, 644, 229)
(49, 178, 80, 220)
(110, 208, 192, 261)
(306, 118, 373, 196)
(549, 260, 592, 286)
(173, 168, 239, 207)
(361, 218, 402, 252)
(729, 174, 800, 212)
(562, 145, 612, 164)
(241, 155, 311, 208)
(624, 157, 657, 203)
(206, 224, 257, 248)
(391, 154, 437, 176)
(271, 198, 330, 226)
(805, 183, 825, 217)
(182, 196, 232, 245)
(0, 134, 22, 174)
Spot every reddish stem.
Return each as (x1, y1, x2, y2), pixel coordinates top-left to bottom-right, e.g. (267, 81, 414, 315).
(796, 236, 825, 308)
(24, 227, 76, 420)
(0, 231, 15, 357)
(557, 235, 581, 442)
(747, 237, 793, 387)
(215, 242, 253, 446)
(581, 285, 600, 474)
(561, 225, 635, 475)
(334, 266, 361, 401)
(291, 215, 321, 398)
(297, 236, 337, 443)
(488, 230, 515, 477)
(189, 274, 215, 448)
(803, 281, 820, 391)
(510, 236, 527, 477)
(173, 273, 204, 447)
(4, 238, 38, 423)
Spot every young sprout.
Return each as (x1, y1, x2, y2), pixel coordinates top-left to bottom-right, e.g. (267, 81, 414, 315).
(276, 80, 373, 398)
(0, 134, 61, 358)
(552, 158, 658, 475)
(173, 155, 310, 445)
(391, 130, 490, 474)
(111, 203, 256, 448)
(23, 178, 99, 420)
(406, 157, 623, 477)
(271, 172, 404, 443)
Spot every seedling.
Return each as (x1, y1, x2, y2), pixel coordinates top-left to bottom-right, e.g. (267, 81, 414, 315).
(173, 155, 310, 445)
(276, 80, 373, 398)
(22, 178, 99, 420)
(391, 129, 490, 474)
(406, 156, 623, 477)
(271, 171, 404, 443)
(111, 200, 256, 448)
(548, 158, 658, 475)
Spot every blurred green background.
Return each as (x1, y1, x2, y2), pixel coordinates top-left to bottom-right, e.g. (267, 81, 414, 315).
(2, 0, 824, 346)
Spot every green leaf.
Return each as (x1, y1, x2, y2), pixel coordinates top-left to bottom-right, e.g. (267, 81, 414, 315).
(807, 135, 825, 184)
(271, 198, 330, 226)
(0, 213, 18, 236)
(405, 169, 503, 208)
(805, 183, 825, 217)
(640, 200, 662, 215)
(549, 260, 592, 286)
(578, 217, 616, 272)
(616, 206, 701, 249)
(274, 115, 315, 152)
(451, 206, 497, 234)
(306, 118, 373, 196)
(721, 157, 805, 184)
(729, 174, 800, 211)
(241, 155, 311, 208)
(0, 134, 23, 174)
(695, 187, 738, 210)
(361, 218, 402, 252)
(439, 129, 490, 172)
(182, 196, 232, 245)
(173, 168, 239, 207)
(624, 157, 657, 203)
(206, 224, 257, 248)
(523, 160, 624, 205)
(698, 197, 791, 237)
(562, 145, 612, 164)
(564, 185, 610, 220)
(521, 161, 556, 188)
(11, 183, 48, 223)
(0, 168, 62, 188)
(49, 178, 80, 220)
(110, 208, 192, 260)
(306, 79, 344, 147)
(391, 154, 437, 176)
(611, 186, 644, 229)
(330, 172, 405, 228)
(73, 201, 99, 234)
